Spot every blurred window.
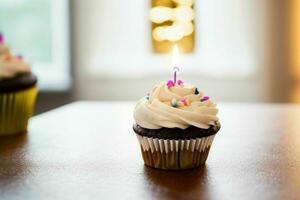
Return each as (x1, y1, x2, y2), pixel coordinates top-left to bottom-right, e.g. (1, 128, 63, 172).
(0, 0, 70, 91)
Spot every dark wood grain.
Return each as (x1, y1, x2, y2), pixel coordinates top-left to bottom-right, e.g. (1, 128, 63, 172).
(1, 102, 300, 200)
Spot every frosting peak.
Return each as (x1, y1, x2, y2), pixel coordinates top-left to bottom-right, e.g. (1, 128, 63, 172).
(0, 44, 9, 56)
(134, 81, 219, 129)
(0, 54, 31, 78)
(0, 35, 31, 79)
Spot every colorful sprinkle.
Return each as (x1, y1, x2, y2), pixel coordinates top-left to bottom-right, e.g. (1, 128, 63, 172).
(16, 54, 23, 60)
(194, 88, 199, 95)
(171, 98, 178, 107)
(180, 98, 190, 106)
(200, 96, 210, 102)
(145, 96, 149, 100)
(177, 80, 184, 86)
(166, 80, 175, 88)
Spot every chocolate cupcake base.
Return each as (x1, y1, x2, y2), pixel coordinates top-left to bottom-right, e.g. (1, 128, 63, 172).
(136, 134, 215, 170)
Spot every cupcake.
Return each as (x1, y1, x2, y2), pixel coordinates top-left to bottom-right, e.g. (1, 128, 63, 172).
(133, 78, 220, 170)
(0, 34, 38, 135)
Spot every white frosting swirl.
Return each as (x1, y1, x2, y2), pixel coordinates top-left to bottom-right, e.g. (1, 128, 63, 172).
(134, 81, 219, 129)
(0, 54, 31, 78)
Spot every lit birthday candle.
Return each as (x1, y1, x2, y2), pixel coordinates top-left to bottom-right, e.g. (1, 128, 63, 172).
(167, 45, 183, 88)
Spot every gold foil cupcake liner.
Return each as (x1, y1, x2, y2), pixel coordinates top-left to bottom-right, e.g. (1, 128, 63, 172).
(136, 134, 215, 170)
(0, 86, 38, 135)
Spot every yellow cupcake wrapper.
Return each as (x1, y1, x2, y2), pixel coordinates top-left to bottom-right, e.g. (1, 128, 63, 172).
(136, 134, 215, 170)
(0, 86, 38, 135)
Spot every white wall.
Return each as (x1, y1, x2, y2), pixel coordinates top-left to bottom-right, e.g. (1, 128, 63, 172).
(71, 0, 271, 102)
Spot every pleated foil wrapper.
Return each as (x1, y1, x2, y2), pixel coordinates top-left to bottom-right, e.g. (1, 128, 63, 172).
(136, 134, 216, 170)
(0, 86, 38, 135)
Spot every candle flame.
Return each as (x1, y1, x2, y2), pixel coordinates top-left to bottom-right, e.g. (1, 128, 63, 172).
(172, 45, 180, 67)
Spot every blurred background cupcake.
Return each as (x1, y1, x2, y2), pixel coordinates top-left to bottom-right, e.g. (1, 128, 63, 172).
(0, 33, 38, 135)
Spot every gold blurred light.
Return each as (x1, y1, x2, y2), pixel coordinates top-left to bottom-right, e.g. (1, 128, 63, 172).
(152, 26, 165, 41)
(164, 25, 185, 42)
(151, 0, 195, 53)
(174, 21, 194, 36)
(173, 0, 194, 6)
(150, 6, 173, 24)
(173, 6, 195, 22)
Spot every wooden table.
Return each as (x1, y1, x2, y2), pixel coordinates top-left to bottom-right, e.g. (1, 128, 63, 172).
(1, 102, 300, 200)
